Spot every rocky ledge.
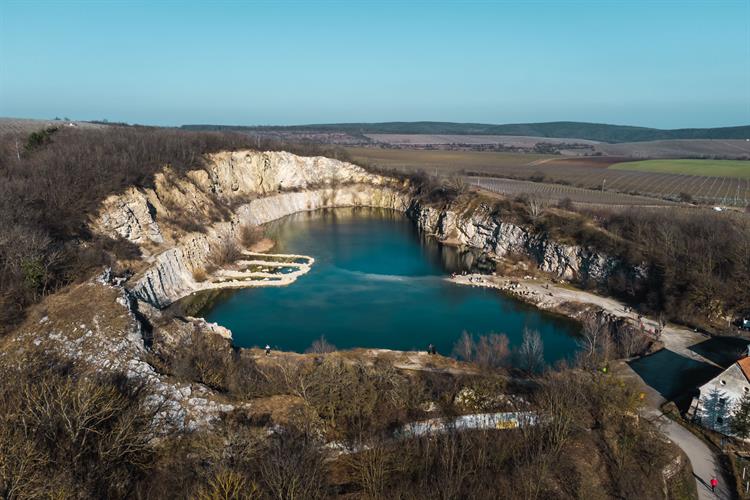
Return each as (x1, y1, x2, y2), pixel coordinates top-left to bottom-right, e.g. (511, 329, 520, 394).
(93, 150, 631, 311)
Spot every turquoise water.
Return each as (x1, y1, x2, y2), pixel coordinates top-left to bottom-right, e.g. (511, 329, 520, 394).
(199, 208, 580, 365)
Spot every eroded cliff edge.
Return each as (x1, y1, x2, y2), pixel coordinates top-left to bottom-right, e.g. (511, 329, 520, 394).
(92, 149, 629, 309)
(93, 151, 412, 307)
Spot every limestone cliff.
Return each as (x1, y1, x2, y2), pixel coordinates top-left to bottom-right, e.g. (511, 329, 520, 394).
(93, 149, 626, 309)
(93, 151, 411, 307)
(409, 202, 626, 284)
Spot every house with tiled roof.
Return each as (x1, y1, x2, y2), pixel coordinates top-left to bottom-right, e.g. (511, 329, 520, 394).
(693, 350, 750, 436)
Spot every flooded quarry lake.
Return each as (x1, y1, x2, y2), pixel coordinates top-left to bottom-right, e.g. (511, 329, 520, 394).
(196, 208, 581, 365)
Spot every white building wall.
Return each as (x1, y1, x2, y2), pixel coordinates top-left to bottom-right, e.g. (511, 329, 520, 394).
(697, 363, 750, 435)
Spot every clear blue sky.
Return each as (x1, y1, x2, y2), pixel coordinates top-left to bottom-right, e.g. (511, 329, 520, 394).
(1, 0, 749, 128)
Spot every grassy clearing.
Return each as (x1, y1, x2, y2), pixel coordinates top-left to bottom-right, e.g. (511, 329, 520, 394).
(609, 159, 750, 179)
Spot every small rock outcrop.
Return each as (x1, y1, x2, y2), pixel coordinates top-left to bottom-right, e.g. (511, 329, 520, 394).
(7, 279, 233, 431)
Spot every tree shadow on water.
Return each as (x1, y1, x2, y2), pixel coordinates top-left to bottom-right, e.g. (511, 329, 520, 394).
(628, 349, 722, 405)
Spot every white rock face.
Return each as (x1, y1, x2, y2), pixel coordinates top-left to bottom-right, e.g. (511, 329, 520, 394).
(96, 189, 164, 244)
(93, 149, 625, 308)
(410, 203, 624, 283)
(93, 151, 411, 307)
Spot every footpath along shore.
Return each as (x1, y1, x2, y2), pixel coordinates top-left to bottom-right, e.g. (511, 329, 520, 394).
(449, 273, 714, 364)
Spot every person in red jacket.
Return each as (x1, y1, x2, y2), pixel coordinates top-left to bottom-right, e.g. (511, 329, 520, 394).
(710, 476, 718, 493)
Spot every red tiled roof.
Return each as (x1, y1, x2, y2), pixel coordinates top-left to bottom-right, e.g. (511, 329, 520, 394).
(737, 357, 750, 382)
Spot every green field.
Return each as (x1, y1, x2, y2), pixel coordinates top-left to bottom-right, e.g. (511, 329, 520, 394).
(609, 159, 750, 178)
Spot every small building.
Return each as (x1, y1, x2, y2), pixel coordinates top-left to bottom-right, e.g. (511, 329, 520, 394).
(693, 351, 750, 436)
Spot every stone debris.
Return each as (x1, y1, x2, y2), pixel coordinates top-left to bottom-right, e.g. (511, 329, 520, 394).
(9, 280, 235, 432)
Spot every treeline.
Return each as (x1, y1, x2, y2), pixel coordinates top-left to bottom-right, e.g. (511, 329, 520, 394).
(401, 172, 750, 329)
(591, 207, 750, 328)
(0, 126, 351, 333)
(182, 121, 750, 143)
(503, 192, 750, 329)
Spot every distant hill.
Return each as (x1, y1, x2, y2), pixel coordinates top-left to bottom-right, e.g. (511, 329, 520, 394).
(181, 121, 750, 144)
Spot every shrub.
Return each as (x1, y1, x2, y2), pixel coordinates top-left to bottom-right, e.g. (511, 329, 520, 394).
(305, 335, 336, 354)
(207, 237, 241, 269)
(0, 351, 164, 498)
(556, 197, 574, 211)
(678, 192, 694, 203)
(239, 224, 263, 248)
(192, 268, 209, 282)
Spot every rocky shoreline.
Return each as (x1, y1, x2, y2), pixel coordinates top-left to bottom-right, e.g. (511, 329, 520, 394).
(448, 272, 715, 361)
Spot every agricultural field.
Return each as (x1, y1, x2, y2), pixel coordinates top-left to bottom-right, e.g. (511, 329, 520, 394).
(595, 139, 750, 159)
(468, 177, 676, 207)
(348, 147, 750, 207)
(609, 159, 750, 178)
(0, 117, 105, 136)
(363, 133, 598, 153)
(364, 135, 750, 159)
(346, 147, 558, 176)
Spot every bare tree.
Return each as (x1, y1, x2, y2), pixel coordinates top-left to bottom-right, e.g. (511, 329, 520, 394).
(579, 312, 612, 367)
(259, 432, 327, 500)
(305, 335, 336, 354)
(517, 328, 544, 374)
(525, 194, 547, 221)
(452, 331, 475, 361)
(239, 223, 263, 248)
(446, 174, 468, 196)
(614, 322, 650, 358)
(343, 440, 396, 499)
(207, 236, 241, 270)
(537, 372, 584, 456)
(475, 333, 511, 369)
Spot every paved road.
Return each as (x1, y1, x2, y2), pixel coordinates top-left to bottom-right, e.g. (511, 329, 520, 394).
(620, 363, 733, 500)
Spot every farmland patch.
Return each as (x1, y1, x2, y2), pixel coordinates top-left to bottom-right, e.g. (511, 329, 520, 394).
(609, 159, 750, 179)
